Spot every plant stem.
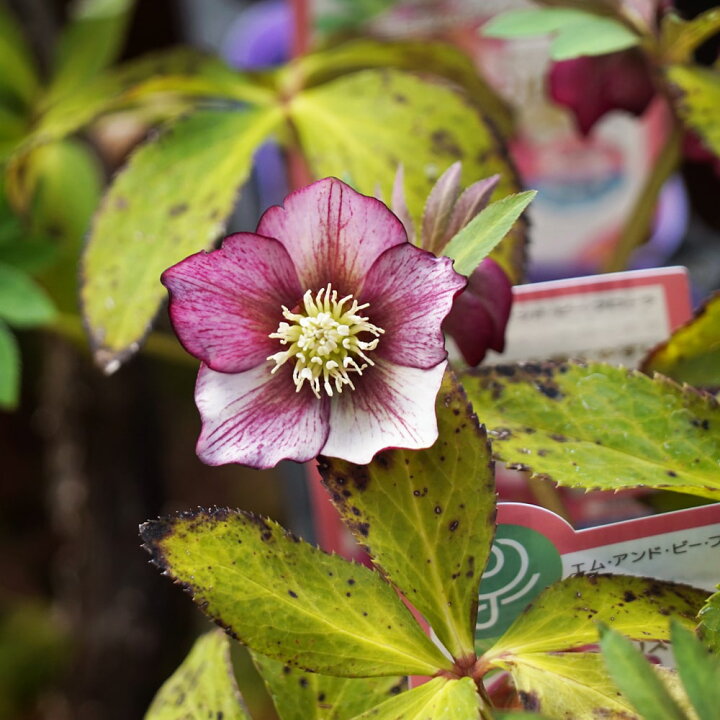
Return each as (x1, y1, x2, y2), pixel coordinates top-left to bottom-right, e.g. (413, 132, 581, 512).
(603, 120, 682, 273)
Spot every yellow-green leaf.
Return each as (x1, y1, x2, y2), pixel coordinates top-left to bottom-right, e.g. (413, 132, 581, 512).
(145, 630, 251, 720)
(497, 651, 639, 718)
(485, 574, 706, 660)
(667, 64, 720, 158)
(462, 361, 720, 502)
(141, 508, 452, 678)
(252, 652, 405, 720)
(349, 677, 481, 720)
(281, 39, 513, 136)
(660, 9, 720, 64)
(81, 106, 282, 371)
(642, 291, 720, 388)
(289, 69, 525, 283)
(319, 373, 495, 660)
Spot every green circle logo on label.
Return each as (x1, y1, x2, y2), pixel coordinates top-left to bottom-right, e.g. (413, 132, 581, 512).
(475, 523, 562, 653)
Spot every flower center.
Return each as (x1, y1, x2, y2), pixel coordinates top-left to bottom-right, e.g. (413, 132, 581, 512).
(268, 284, 384, 398)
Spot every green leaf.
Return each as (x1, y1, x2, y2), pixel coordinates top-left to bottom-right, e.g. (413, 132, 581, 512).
(319, 373, 495, 660)
(251, 652, 405, 720)
(661, 9, 720, 64)
(461, 361, 720, 502)
(140, 508, 452, 678)
(482, 9, 596, 37)
(668, 64, 720, 158)
(483, 8, 640, 60)
(496, 651, 640, 718)
(145, 630, 251, 720)
(642, 291, 720, 388)
(599, 625, 686, 720)
(0, 239, 58, 274)
(0, 3, 39, 106)
(289, 69, 525, 283)
(485, 574, 706, 659)
(49, 0, 136, 103)
(698, 587, 720, 654)
(349, 677, 481, 720)
(671, 620, 720, 720)
(280, 39, 513, 135)
(444, 192, 535, 277)
(24, 139, 103, 310)
(0, 321, 19, 410)
(0, 262, 56, 328)
(81, 106, 282, 371)
(549, 18, 640, 60)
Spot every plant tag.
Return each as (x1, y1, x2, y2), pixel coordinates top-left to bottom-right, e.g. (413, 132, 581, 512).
(476, 501, 720, 653)
(484, 266, 691, 368)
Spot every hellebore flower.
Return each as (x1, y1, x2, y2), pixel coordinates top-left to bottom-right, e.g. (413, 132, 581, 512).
(161, 178, 465, 469)
(392, 163, 513, 365)
(549, 49, 656, 136)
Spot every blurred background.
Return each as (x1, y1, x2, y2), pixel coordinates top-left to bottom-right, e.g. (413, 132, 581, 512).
(1, 1, 719, 718)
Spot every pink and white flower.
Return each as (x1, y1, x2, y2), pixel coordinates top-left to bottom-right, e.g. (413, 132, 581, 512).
(162, 178, 465, 469)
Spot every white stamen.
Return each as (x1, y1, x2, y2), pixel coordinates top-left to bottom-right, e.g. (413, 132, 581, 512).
(267, 284, 384, 398)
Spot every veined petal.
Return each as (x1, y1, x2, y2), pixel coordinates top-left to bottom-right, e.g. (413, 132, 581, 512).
(256, 177, 407, 294)
(195, 363, 330, 468)
(162, 234, 302, 373)
(321, 360, 447, 464)
(360, 244, 465, 369)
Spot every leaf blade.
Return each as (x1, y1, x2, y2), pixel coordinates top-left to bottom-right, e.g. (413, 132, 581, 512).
(81, 106, 282, 370)
(462, 361, 720, 501)
(642, 290, 720, 388)
(671, 620, 720, 720)
(485, 574, 706, 658)
(443, 191, 535, 277)
(252, 652, 405, 720)
(0, 263, 56, 328)
(145, 630, 251, 720)
(320, 373, 496, 660)
(141, 508, 452, 678)
(0, 321, 19, 410)
(599, 625, 686, 720)
(289, 69, 525, 283)
(349, 677, 481, 720)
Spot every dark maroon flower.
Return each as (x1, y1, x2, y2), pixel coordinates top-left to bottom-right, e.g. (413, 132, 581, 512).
(549, 49, 656, 136)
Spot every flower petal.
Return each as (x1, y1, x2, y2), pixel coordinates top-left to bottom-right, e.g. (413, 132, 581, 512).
(162, 233, 303, 373)
(360, 243, 466, 369)
(421, 161, 461, 253)
(256, 177, 408, 293)
(195, 363, 330, 468)
(321, 360, 447, 464)
(443, 174, 500, 245)
(443, 258, 512, 366)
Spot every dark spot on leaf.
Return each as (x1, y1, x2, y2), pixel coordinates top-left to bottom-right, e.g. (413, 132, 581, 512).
(351, 506, 361, 516)
(431, 129, 463, 159)
(667, 470, 678, 477)
(550, 433, 568, 443)
(624, 591, 637, 602)
(434, 505, 442, 514)
(318, 692, 326, 702)
(536, 382, 562, 399)
(494, 427, 513, 441)
(169, 202, 189, 217)
(283, 666, 291, 674)
(519, 691, 540, 711)
(299, 677, 308, 688)
(288, 590, 298, 598)
(449, 520, 459, 531)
